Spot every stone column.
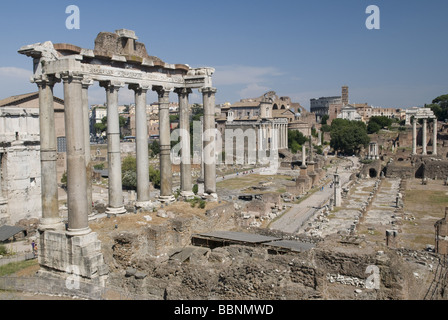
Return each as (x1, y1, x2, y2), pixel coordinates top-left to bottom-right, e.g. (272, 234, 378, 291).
(422, 118, 427, 155)
(412, 118, 417, 155)
(201, 87, 218, 197)
(154, 87, 175, 202)
(433, 118, 438, 156)
(301, 145, 307, 168)
(82, 78, 94, 216)
(130, 84, 151, 207)
(334, 173, 342, 207)
(176, 88, 194, 198)
(62, 72, 91, 236)
(100, 81, 126, 215)
(35, 75, 63, 231)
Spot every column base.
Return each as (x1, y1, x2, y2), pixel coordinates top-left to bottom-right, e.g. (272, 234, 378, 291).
(202, 193, 218, 202)
(106, 206, 127, 217)
(181, 191, 196, 200)
(38, 218, 65, 232)
(66, 227, 92, 237)
(135, 201, 153, 210)
(158, 195, 176, 204)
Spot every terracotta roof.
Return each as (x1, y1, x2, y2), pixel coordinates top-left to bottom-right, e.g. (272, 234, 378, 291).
(230, 101, 260, 108)
(0, 92, 64, 109)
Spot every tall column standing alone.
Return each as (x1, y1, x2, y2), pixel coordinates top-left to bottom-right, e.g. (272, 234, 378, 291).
(176, 88, 194, 198)
(101, 81, 126, 215)
(62, 72, 90, 236)
(201, 87, 218, 197)
(154, 87, 175, 202)
(35, 75, 63, 231)
(130, 84, 151, 207)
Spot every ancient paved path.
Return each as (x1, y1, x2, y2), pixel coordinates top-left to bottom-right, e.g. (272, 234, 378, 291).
(269, 157, 359, 234)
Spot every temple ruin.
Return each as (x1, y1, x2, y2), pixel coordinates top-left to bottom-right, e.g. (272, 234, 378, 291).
(18, 29, 217, 282)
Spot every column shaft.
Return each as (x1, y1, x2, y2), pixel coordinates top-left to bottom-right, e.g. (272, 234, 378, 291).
(202, 87, 217, 195)
(63, 73, 90, 235)
(422, 118, 427, 155)
(433, 119, 438, 156)
(176, 88, 193, 196)
(155, 87, 174, 200)
(412, 119, 417, 155)
(82, 79, 94, 216)
(36, 77, 62, 230)
(102, 81, 126, 214)
(132, 85, 151, 205)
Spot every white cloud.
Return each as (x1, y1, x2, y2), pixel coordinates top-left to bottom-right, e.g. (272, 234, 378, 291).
(239, 83, 271, 100)
(0, 67, 35, 99)
(0, 67, 33, 79)
(213, 65, 283, 86)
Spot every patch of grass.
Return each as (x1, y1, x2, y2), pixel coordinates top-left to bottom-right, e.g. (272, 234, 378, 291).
(0, 259, 38, 277)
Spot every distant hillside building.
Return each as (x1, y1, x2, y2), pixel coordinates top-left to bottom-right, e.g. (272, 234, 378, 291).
(310, 86, 348, 122)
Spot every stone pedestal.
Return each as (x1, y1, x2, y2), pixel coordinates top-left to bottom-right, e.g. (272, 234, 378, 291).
(38, 229, 109, 285)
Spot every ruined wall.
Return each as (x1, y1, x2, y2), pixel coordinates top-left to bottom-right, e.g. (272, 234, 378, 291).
(423, 161, 448, 180)
(107, 241, 418, 300)
(3, 145, 42, 224)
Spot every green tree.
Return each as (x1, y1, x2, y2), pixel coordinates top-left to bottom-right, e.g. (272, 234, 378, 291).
(321, 114, 329, 125)
(121, 155, 161, 190)
(428, 94, 448, 122)
(288, 130, 308, 154)
(149, 140, 160, 157)
(367, 116, 393, 134)
(330, 119, 370, 155)
(149, 165, 161, 189)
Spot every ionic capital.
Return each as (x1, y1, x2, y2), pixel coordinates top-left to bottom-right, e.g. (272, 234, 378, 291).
(129, 83, 151, 93)
(60, 71, 84, 84)
(174, 87, 193, 96)
(99, 80, 125, 92)
(81, 78, 94, 89)
(33, 74, 59, 87)
(153, 86, 172, 101)
(199, 87, 217, 95)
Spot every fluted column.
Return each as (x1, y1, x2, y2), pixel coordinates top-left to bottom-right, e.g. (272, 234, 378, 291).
(35, 75, 63, 231)
(422, 118, 427, 155)
(130, 84, 151, 207)
(433, 118, 438, 156)
(62, 72, 90, 236)
(175, 88, 194, 198)
(82, 78, 94, 216)
(154, 87, 175, 202)
(100, 81, 126, 215)
(201, 87, 217, 197)
(412, 118, 417, 155)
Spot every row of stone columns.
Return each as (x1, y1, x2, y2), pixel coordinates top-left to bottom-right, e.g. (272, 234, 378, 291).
(368, 142, 379, 160)
(273, 123, 288, 150)
(412, 118, 438, 156)
(36, 73, 218, 234)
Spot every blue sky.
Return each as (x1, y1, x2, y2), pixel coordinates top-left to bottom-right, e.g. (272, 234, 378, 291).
(0, 0, 447, 110)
